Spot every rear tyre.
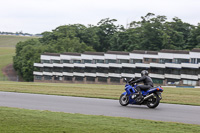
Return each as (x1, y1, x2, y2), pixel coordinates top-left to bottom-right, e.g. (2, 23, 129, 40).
(119, 94, 129, 106)
(147, 93, 160, 108)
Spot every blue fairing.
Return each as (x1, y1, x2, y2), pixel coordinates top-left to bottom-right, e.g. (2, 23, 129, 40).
(121, 84, 163, 105)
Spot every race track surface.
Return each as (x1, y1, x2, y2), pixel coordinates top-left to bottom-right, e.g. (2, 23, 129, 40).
(0, 91, 200, 125)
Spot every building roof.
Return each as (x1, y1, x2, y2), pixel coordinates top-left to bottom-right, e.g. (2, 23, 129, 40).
(191, 48, 200, 52)
(160, 49, 189, 54)
(131, 50, 158, 55)
(106, 51, 130, 55)
(83, 51, 104, 56)
(42, 53, 60, 56)
(61, 52, 81, 56)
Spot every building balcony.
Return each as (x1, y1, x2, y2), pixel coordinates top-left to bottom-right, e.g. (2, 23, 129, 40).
(43, 63, 53, 67)
(73, 72, 84, 77)
(52, 72, 63, 76)
(34, 63, 44, 67)
(33, 71, 43, 75)
(180, 74, 198, 80)
(121, 63, 135, 68)
(149, 73, 165, 79)
(164, 74, 181, 79)
(53, 63, 63, 68)
(150, 63, 165, 68)
(43, 72, 53, 76)
(108, 63, 122, 68)
(63, 72, 73, 76)
(165, 63, 181, 68)
(181, 63, 199, 69)
(121, 73, 134, 78)
(84, 72, 96, 77)
(96, 73, 108, 77)
(108, 73, 121, 78)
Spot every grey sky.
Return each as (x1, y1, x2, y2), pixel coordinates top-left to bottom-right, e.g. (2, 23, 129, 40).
(1, 0, 200, 34)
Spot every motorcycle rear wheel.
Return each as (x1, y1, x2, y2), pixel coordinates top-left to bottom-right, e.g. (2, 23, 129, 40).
(119, 94, 129, 106)
(146, 93, 160, 108)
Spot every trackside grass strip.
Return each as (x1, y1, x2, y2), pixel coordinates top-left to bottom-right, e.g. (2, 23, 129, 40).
(0, 107, 199, 133)
(0, 81, 200, 106)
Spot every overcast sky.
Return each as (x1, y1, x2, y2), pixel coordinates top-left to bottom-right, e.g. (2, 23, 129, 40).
(1, 0, 200, 34)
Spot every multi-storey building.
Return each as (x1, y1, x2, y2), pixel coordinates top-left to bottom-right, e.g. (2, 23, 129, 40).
(33, 49, 200, 86)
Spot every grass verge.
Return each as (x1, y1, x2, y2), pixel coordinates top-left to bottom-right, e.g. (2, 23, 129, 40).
(0, 107, 199, 133)
(0, 81, 200, 106)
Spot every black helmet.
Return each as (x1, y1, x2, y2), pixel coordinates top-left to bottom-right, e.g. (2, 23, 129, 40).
(141, 70, 148, 76)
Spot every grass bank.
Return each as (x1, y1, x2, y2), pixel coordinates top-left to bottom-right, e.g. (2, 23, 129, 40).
(0, 47, 15, 77)
(0, 35, 38, 47)
(0, 81, 200, 106)
(0, 107, 199, 133)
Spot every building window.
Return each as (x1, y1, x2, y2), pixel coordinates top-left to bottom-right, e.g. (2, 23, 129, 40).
(53, 67, 63, 72)
(130, 59, 143, 64)
(62, 60, 70, 63)
(152, 78, 163, 85)
(181, 68, 197, 75)
(35, 75, 42, 80)
(63, 67, 73, 72)
(110, 77, 120, 83)
(98, 77, 107, 82)
(52, 60, 60, 63)
(83, 60, 92, 64)
(150, 68, 164, 74)
(174, 58, 189, 64)
(118, 59, 129, 64)
(183, 80, 197, 86)
(167, 79, 180, 85)
(94, 59, 104, 64)
(109, 67, 121, 73)
(144, 58, 149, 62)
(72, 60, 81, 63)
(85, 67, 96, 73)
(41, 60, 50, 63)
(54, 76, 62, 81)
(122, 67, 135, 74)
(43, 67, 52, 72)
(64, 76, 73, 81)
(97, 67, 108, 73)
(105, 59, 116, 64)
(74, 67, 84, 73)
(165, 68, 180, 75)
(44, 76, 52, 80)
(159, 59, 172, 64)
(75, 76, 83, 81)
(86, 77, 95, 82)
(152, 59, 157, 62)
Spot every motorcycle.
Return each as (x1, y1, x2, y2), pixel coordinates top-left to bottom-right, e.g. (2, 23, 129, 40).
(119, 78, 163, 108)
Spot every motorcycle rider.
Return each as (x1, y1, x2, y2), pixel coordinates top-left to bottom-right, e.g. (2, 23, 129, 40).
(129, 70, 154, 103)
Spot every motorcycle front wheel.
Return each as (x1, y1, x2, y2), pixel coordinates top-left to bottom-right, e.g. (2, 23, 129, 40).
(119, 94, 129, 106)
(146, 93, 160, 108)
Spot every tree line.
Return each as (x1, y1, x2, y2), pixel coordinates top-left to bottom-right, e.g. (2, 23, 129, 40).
(13, 13, 200, 81)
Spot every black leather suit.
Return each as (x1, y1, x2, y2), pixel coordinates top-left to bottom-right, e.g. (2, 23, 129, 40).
(130, 75, 154, 102)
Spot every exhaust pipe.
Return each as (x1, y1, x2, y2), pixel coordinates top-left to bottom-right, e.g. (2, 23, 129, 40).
(143, 93, 154, 100)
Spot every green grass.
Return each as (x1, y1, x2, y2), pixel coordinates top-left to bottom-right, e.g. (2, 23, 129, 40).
(0, 47, 15, 77)
(0, 107, 199, 133)
(0, 35, 38, 47)
(0, 81, 200, 106)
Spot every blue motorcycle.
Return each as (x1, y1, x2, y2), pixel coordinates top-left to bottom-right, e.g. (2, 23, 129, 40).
(119, 78, 163, 108)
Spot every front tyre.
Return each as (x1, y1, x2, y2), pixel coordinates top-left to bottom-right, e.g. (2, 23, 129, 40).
(119, 94, 129, 106)
(147, 93, 160, 108)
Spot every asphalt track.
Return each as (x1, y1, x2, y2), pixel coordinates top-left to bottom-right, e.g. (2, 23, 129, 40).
(0, 91, 200, 125)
